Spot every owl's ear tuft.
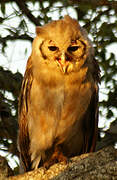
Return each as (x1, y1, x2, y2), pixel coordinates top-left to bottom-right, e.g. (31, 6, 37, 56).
(64, 15, 80, 30)
(64, 15, 72, 21)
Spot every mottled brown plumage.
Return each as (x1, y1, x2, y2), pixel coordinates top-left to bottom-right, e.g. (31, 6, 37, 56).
(18, 15, 100, 172)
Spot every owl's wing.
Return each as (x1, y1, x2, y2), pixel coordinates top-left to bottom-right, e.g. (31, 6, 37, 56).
(83, 59, 100, 153)
(18, 57, 33, 172)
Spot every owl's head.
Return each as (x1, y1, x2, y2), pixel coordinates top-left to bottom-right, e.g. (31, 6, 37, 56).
(32, 15, 94, 74)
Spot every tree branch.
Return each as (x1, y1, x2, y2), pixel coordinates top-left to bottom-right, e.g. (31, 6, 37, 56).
(8, 146, 117, 180)
(15, 0, 40, 26)
(70, 0, 117, 11)
(1, 0, 117, 11)
(0, 34, 33, 46)
(0, 156, 14, 179)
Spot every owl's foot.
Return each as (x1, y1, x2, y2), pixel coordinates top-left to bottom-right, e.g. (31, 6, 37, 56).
(43, 147, 68, 169)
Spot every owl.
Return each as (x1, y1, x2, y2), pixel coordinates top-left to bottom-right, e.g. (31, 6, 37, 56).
(18, 15, 100, 172)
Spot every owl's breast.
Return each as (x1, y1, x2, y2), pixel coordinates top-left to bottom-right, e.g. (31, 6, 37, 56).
(29, 70, 94, 151)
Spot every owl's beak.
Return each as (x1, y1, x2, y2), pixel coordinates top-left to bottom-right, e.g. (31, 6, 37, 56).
(60, 52, 67, 73)
(57, 52, 68, 73)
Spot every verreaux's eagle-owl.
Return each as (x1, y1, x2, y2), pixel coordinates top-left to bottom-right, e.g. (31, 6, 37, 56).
(18, 15, 100, 172)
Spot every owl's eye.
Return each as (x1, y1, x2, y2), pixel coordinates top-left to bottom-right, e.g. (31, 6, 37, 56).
(48, 46, 58, 51)
(67, 46, 79, 52)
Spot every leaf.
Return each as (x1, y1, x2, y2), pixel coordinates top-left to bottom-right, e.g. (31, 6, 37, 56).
(19, 19, 25, 29)
(106, 109, 113, 119)
(5, 28, 16, 34)
(24, 48, 28, 55)
(0, 17, 4, 23)
(1, 3, 5, 15)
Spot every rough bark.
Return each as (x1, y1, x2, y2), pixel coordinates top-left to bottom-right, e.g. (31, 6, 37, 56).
(6, 146, 117, 180)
